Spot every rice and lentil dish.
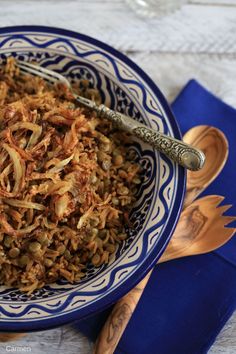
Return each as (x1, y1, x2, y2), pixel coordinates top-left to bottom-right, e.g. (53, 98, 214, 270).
(0, 58, 141, 293)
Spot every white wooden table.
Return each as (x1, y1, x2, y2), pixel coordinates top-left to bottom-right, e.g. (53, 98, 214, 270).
(0, 0, 236, 353)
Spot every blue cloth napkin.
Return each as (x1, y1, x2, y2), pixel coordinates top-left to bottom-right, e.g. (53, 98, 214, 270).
(73, 80, 236, 354)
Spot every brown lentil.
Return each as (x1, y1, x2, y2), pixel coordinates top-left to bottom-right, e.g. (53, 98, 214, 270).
(38, 234, 49, 245)
(4, 235, 13, 248)
(64, 249, 72, 260)
(90, 174, 97, 184)
(133, 177, 141, 184)
(102, 160, 111, 171)
(118, 233, 128, 240)
(18, 255, 30, 267)
(8, 247, 20, 258)
(113, 155, 124, 166)
(106, 244, 116, 253)
(57, 244, 66, 255)
(28, 242, 41, 253)
(91, 253, 100, 266)
(44, 258, 53, 268)
(90, 217, 100, 227)
(117, 186, 129, 195)
(112, 197, 119, 206)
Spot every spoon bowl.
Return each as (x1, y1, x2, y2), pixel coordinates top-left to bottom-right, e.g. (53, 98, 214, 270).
(183, 126, 228, 207)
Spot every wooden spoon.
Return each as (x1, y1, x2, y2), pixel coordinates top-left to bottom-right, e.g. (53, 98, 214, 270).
(94, 196, 236, 354)
(94, 125, 229, 354)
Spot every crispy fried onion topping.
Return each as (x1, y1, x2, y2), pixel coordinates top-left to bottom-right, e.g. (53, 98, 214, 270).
(0, 58, 141, 293)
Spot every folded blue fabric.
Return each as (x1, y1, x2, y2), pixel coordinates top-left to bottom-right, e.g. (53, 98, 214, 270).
(73, 80, 236, 354)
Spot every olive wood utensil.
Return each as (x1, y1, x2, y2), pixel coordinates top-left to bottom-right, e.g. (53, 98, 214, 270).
(94, 195, 236, 354)
(160, 195, 236, 262)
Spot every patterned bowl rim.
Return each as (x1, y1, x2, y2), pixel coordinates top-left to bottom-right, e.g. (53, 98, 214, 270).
(0, 25, 186, 332)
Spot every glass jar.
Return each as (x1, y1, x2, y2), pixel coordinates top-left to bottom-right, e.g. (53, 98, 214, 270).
(125, 0, 188, 18)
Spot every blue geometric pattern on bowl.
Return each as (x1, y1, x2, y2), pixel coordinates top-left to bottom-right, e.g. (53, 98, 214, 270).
(0, 26, 185, 331)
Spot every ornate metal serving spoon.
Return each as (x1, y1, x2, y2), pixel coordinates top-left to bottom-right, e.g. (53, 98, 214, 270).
(16, 60, 205, 171)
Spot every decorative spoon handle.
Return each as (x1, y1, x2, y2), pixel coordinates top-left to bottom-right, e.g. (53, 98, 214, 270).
(75, 96, 205, 171)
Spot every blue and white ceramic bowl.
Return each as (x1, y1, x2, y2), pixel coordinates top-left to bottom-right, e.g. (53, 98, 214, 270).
(0, 26, 185, 332)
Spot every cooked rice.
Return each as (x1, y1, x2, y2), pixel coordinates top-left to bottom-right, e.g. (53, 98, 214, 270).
(0, 57, 141, 294)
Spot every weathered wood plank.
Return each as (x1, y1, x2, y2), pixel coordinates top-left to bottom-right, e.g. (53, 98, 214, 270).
(128, 52, 236, 107)
(0, 0, 236, 53)
(0, 325, 93, 354)
(209, 315, 236, 353)
(191, 0, 236, 5)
